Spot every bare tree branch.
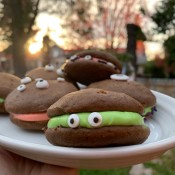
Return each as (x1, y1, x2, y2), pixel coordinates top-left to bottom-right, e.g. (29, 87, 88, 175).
(27, 0, 40, 39)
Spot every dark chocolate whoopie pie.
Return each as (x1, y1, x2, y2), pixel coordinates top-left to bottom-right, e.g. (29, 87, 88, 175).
(63, 50, 122, 85)
(0, 73, 20, 114)
(5, 79, 78, 130)
(26, 65, 58, 80)
(88, 74, 157, 119)
(45, 88, 150, 147)
(26, 64, 79, 89)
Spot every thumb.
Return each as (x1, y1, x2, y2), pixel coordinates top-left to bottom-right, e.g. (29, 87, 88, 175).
(39, 164, 79, 175)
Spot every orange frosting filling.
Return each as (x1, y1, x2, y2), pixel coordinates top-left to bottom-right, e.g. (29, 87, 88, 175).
(13, 113, 49, 121)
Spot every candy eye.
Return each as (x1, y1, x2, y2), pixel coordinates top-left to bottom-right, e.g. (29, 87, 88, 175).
(21, 77, 32, 84)
(70, 55, 77, 61)
(110, 74, 129, 81)
(68, 114, 79, 128)
(17, 84, 26, 92)
(57, 68, 64, 76)
(44, 64, 55, 71)
(84, 55, 92, 60)
(88, 112, 102, 127)
(36, 79, 49, 89)
(57, 77, 65, 82)
(107, 62, 115, 68)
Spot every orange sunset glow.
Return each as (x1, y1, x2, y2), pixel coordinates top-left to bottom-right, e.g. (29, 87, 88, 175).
(28, 13, 65, 55)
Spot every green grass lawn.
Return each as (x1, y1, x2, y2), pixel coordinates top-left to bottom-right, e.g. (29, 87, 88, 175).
(80, 167, 131, 175)
(144, 149, 175, 175)
(79, 148, 175, 175)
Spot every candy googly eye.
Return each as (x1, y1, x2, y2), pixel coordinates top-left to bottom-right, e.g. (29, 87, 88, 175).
(36, 79, 49, 89)
(68, 114, 79, 128)
(88, 112, 102, 127)
(57, 68, 64, 76)
(110, 74, 129, 81)
(44, 64, 55, 71)
(84, 55, 92, 60)
(21, 77, 32, 84)
(70, 55, 77, 61)
(57, 77, 65, 82)
(107, 62, 115, 67)
(17, 84, 26, 92)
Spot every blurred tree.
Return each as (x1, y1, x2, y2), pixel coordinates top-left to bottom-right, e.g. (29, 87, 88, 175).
(58, 0, 94, 49)
(59, 0, 142, 50)
(0, 0, 40, 77)
(143, 58, 166, 78)
(143, 0, 175, 78)
(150, 0, 175, 35)
(96, 0, 141, 49)
(163, 36, 175, 78)
(41, 33, 56, 66)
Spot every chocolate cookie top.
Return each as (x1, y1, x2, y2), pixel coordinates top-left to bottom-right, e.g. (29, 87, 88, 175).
(0, 73, 20, 98)
(26, 65, 58, 80)
(47, 88, 144, 117)
(88, 77, 156, 108)
(63, 50, 122, 85)
(5, 79, 78, 114)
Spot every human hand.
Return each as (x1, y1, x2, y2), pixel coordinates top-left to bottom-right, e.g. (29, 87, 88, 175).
(0, 147, 78, 175)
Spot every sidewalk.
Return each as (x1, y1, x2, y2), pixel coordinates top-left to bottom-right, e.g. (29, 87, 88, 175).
(130, 164, 152, 175)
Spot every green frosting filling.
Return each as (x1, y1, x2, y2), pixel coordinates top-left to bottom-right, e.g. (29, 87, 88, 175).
(143, 107, 152, 115)
(47, 111, 144, 129)
(0, 98, 5, 104)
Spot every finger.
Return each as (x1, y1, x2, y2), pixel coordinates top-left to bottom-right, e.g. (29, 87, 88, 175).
(39, 164, 79, 175)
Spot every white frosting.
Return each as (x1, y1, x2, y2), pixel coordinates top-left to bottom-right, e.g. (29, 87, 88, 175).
(70, 55, 77, 61)
(36, 80, 49, 89)
(110, 74, 129, 81)
(44, 64, 55, 71)
(68, 114, 79, 128)
(57, 77, 65, 82)
(17, 84, 26, 92)
(84, 55, 92, 60)
(88, 112, 102, 127)
(57, 68, 64, 76)
(21, 77, 32, 84)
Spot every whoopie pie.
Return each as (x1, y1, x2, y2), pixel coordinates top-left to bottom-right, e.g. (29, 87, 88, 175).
(0, 73, 20, 114)
(5, 78, 77, 130)
(88, 74, 157, 119)
(63, 50, 122, 85)
(45, 88, 150, 147)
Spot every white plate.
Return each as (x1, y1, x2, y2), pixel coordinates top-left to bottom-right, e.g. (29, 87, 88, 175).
(0, 91, 175, 169)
